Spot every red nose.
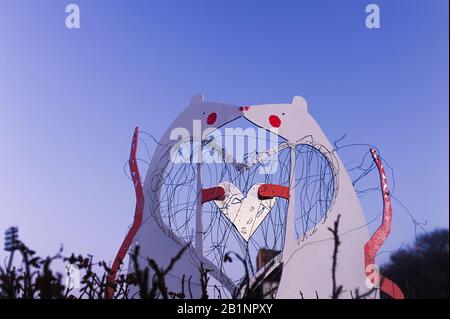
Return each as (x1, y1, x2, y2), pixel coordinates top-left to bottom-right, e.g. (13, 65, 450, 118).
(239, 106, 250, 112)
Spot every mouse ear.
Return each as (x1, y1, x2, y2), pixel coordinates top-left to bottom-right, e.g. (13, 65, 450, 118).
(190, 94, 205, 104)
(292, 96, 308, 110)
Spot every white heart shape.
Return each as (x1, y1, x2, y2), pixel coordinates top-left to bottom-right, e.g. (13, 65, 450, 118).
(213, 182, 277, 241)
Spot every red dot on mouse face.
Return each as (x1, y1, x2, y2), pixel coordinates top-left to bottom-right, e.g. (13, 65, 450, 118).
(269, 115, 281, 128)
(207, 112, 217, 125)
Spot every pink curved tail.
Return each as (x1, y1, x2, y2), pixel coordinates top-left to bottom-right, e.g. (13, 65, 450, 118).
(106, 127, 144, 298)
(364, 149, 404, 299)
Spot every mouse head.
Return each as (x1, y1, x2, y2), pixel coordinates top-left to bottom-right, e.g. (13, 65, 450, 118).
(179, 94, 242, 129)
(241, 96, 321, 143)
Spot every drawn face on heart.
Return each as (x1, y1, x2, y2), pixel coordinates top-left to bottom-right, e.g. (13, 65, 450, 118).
(213, 181, 277, 241)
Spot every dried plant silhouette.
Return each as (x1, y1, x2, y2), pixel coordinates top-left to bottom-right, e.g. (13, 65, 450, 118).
(2, 228, 446, 299)
(0, 240, 276, 299)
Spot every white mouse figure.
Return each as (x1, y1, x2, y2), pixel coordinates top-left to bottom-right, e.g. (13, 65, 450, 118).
(129, 95, 242, 298)
(242, 96, 373, 299)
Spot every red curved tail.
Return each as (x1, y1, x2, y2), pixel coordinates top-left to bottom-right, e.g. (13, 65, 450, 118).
(364, 149, 404, 299)
(105, 127, 144, 298)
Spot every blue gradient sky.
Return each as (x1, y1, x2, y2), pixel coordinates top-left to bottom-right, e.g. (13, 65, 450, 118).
(0, 0, 448, 266)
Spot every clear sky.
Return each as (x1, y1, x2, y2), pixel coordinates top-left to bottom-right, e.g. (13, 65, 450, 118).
(0, 0, 448, 267)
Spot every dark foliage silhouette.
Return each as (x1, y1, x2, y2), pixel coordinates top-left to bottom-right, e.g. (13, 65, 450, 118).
(381, 229, 449, 299)
(2, 228, 447, 299)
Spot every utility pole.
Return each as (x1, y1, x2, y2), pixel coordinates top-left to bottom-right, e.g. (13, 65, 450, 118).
(4, 226, 19, 271)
